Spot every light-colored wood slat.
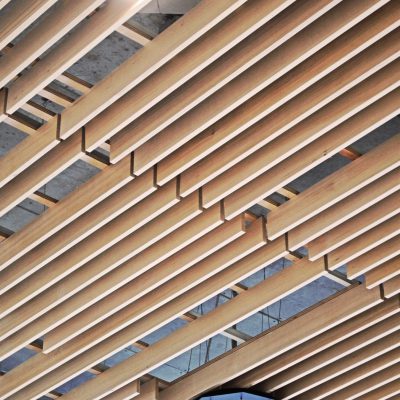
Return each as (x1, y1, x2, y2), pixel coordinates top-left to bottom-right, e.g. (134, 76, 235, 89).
(223, 89, 400, 220)
(90, 0, 294, 154)
(255, 314, 400, 393)
(346, 235, 400, 278)
(365, 255, 400, 288)
(294, 347, 400, 400)
(0, 116, 60, 189)
(228, 298, 399, 388)
(133, 0, 390, 176)
(0, 131, 83, 218)
(136, 379, 159, 400)
(29, 192, 56, 209)
(277, 187, 298, 199)
(0, 184, 198, 322)
(323, 269, 353, 287)
(0, 204, 223, 352)
(0, 155, 133, 271)
(4, 106, 109, 172)
(0, 236, 286, 399)
(327, 214, 400, 270)
(21, 101, 56, 121)
(384, 275, 400, 298)
(0, 0, 104, 88)
(42, 215, 249, 354)
(156, 285, 382, 400)
(56, 72, 93, 94)
(0, 0, 11, 12)
(39, 218, 262, 360)
(0, 0, 247, 198)
(109, 0, 339, 163)
(357, 379, 400, 400)
(0, 88, 5, 123)
(322, 363, 400, 400)
(307, 184, 400, 260)
(101, 380, 140, 400)
(38, 87, 74, 108)
(43, 257, 326, 400)
(200, 52, 399, 208)
(0, 0, 56, 52)
(80, 152, 109, 170)
(3, 114, 38, 134)
(0, 0, 154, 186)
(115, 22, 154, 46)
(289, 169, 400, 252)
(183, 311, 252, 344)
(21, 340, 159, 399)
(59, 0, 248, 141)
(274, 332, 400, 399)
(267, 132, 400, 240)
(166, 4, 400, 190)
(0, 213, 245, 360)
(0, 170, 154, 295)
(6, 0, 155, 113)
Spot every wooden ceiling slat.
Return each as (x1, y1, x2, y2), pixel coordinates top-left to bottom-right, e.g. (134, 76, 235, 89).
(43, 215, 249, 354)
(135, 379, 159, 400)
(133, 0, 391, 176)
(115, 22, 153, 46)
(293, 347, 400, 400)
(350, 378, 400, 400)
(366, 255, 400, 288)
(0, 88, 5, 123)
(346, 234, 400, 278)
(327, 213, 400, 270)
(21, 101, 56, 121)
(0, 236, 287, 399)
(0, 131, 83, 218)
(0, 0, 11, 12)
(101, 380, 140, 400)
(0, 115, 60, 188)
(267, 132, 400, 240)
(0, 171, 166, 299)
(0, 213, 246, 361)
(290, 170, 400, 252)
(200, 53, 400, 208)
(41, 218, 265, 361)
(90, 0, 296, 154)
(108, 0, 340, 163)
(228, 298, 400, 388)
(56, 72, 93, 95)
(45, 257, 327, 400)
(255, 314, 400, 393)
(383, 275, 400, 298)
(307, 188, 400, 258)
(0, 156, 133, 270)
(0, 0, 104, 89)
(158, 2, 400, 187)
(0, 0, 57, 52)
(322, 363, 400, 400)
(5, 0, 155, 114)
(154, 285, 383, 400)
(0, 1, 398, 398)
(274, 332, 400, 399)
(223, 90, 400, 220)
(1, 171, 155, 294)
(0, 188, 202, 322)
(59, 0, 249, 141)
(0, 0, 246, 190)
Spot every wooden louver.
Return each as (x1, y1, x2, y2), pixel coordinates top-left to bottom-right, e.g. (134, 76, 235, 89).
(0, 0, 399, 399)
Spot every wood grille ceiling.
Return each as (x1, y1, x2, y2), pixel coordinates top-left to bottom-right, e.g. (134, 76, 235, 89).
(0, 0, 399, 399)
